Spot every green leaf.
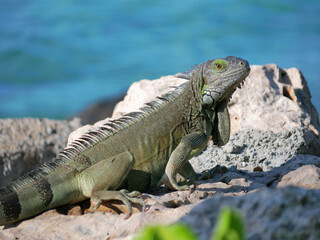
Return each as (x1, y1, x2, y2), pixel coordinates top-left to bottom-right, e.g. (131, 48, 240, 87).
(212, 207, 246, 240)
(134, 223, 198, 240)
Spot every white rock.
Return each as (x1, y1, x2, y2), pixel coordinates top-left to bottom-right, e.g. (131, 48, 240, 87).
(228, 64, 319, 134)
(112, 75, 186, 119)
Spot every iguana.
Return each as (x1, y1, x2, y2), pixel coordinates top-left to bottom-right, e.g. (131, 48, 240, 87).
(0, 56, 250, 225)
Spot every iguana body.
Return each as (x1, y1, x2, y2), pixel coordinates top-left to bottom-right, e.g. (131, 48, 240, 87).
(0, 56, 250, 225)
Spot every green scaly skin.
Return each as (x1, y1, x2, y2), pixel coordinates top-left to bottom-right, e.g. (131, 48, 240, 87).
(0, 56, 250, 225)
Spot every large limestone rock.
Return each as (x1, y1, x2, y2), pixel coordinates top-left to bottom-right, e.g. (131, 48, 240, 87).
(1, 64, 320, 240)
(228, 64, 319, 134)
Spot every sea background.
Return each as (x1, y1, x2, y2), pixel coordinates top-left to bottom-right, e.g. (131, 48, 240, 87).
(0, 0, 319, 119)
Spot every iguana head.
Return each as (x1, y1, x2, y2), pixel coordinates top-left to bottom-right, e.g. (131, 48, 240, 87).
(200, 56, 250, 106)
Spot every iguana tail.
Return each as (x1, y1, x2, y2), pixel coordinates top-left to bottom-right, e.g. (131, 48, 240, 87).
(0, 160, 80, 225)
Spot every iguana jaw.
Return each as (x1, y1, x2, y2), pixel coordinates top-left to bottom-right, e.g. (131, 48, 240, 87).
(201, 56, 250, 106)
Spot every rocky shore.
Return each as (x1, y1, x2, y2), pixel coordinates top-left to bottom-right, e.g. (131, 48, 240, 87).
(0, 64, 319, 240)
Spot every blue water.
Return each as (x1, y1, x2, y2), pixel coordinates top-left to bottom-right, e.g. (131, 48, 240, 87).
(0, 0, 319, 119)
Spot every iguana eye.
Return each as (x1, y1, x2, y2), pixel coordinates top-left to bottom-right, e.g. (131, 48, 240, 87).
(215, 63, 223, 69)
(212, 59, 227, 71)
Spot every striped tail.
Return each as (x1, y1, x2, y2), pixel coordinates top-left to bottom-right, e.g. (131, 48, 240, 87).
(0, 161, 80, 225)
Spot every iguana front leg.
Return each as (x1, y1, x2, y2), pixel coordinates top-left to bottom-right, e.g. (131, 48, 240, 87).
(160, 132, 210, 191)
(78, 151, 144, 218)
(179, 162, 197, 183)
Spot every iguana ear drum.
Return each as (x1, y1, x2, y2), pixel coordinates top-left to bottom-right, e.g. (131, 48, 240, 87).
(203, 75, 208, 85)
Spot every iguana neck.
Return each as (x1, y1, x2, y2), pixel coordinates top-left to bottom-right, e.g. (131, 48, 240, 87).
(177, 66, 205, 121)
(190, 63, 205, 105)
(185, 63, 215, 120)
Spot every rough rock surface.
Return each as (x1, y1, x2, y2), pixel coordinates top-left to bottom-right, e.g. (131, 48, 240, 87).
(190, 127, 319, 173)
(277, 164, 320, 189)
(1, 64, 320, 240)
(180, 187, 320, 240)
(0, 118, 81, 187)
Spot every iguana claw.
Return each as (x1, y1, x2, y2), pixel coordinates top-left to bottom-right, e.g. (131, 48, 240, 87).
(120, 189, 145, 218)
(90, 189, 145, 219)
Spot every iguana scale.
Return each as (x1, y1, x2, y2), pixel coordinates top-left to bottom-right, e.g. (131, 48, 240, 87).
(0, 56, 250, 225)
